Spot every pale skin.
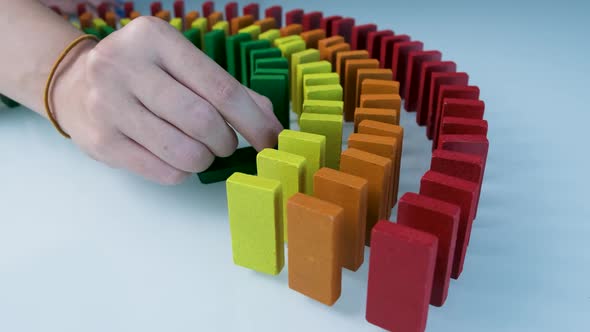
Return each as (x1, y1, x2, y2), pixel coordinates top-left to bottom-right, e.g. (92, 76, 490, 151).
(0, 0, 283, 184)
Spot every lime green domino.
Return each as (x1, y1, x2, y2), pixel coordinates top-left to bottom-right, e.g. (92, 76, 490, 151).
(170, 18, 182, 31)
(120, 18, 131, 27)
(304, 84, 343, 102)
(303, 72, 340, 87)
(299, 113, 343, 170)
(212, 21, 229, 36)
(93, 18, 107, 29)
(257, 148, 307, 241)
(278, 39, 306, 64)
(226, 173, 284, 275)
(290, 49, 320, 103)
(302, 100, 344, 115)
(259, 29, 280, 44)
(191, 18, 208, 50)
(278, 130, 326, 195)
(72, 21, 81, 30)
(239, 24, 261, 40)
(274, 35, 302, 47)
(294, 60, 331, 116)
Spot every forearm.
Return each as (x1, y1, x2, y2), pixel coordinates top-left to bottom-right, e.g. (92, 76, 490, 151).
(0, 0, 85, 117)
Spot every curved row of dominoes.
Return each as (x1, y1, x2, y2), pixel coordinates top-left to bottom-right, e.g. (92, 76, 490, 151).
(58, 2, 489, 331)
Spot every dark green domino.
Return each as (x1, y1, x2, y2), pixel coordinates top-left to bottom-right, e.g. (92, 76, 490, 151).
(255, 58, 289, 71)
(225, 33, 252, 80)
(249, 48, 281, 83)
(83, 27, 101, 39)
(239, 39, 271, 87)
(197, 146, 258, 184)
(204, 29, 227, 68)
(99, 25, 115, 38)
(255, 67, 290, 106)
(0, 94, 19, 108)
(251, 74, 290, 130)
(184, 28, 202, 50)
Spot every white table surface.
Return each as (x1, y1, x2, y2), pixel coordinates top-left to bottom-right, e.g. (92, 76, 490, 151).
(1, 0, 588, 331)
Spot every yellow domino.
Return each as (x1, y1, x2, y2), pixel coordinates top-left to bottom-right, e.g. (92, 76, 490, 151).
(278, 39, 306, 64)
(259, 29, 280, 44)
(302, 100, 344, 115)
(294, 60, 331, 116)
(239, 24, 261, 40)
(278, 129, 326, 195)
(274, 35, 302, 47)
(226, 173, 284, 275)
(93, 18, 107, 28)
(304, 84, 343, 102)
(120, 18, 131, 27)
(191, 17, 208, 50)
(170, 18, 182, 32)
(212, 21, 230, 36)
(300, 113, 343, 169)
(290, 49, 320, 102)
(303, 72, 340, 87)
(257, 148, 307, 241)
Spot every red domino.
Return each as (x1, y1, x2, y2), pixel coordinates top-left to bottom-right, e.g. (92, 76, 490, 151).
(321, 16, 342, 37)
(149, 1, 162, 16)
(224, 2, 238, 22)
(397, 192, 459, 307)
(351, 24, 377, 50)
(265, 6, 282, 27)
(439, 135, 489, 180)
(441, 117, 488, 136)
(173, 0, 184, 18)
(432, 85, 480, 146)
(203, 1, 215, 18)
(367, 30, 394, 60)
(431, 150, 485, 219)
(302, 11, 323, 31)
(420, 171, 478, 279)
(286, 9, 304, 25)
(50, 6, 62, 15)
(392, 41, 424, 98)
(332, 18, 355, 43)
(415, 61, 456, 126)
(243, 3, 260, 20)
(366, 220, 437, 332)
(123, 2, 134, 18)
(77, 3, 87, 16)
(98, 1, 110, 19)
(427, 72, 470, 139)
(441, 98, 485, 121)
(404, 50, 442, 110)
(379, 34, 410, 69)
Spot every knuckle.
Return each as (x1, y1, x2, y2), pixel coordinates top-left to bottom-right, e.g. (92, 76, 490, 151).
(124, 16, 163, 36)
(85, 128, 113, 159)
(190, 105, 219, 138)
(214, 79, 242, 105)
(157, 169, 190, 185)
(170, 140, 213, 173)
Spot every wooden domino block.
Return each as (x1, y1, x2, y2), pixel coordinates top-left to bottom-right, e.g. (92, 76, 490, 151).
(129, 11, 141, 20)
(416, 61, 456, 126)
(250, 48, 281, 77)
(289, 49, 319, 101)
(184, 11, 199, 30)
(265, 6, 282, 27)
(361, 79, 400, 95)
(226, 173, 284, 275)
(173, 0, 184, 18)
(150, 2, 162, 16)
(240, 39, 271, 86)
(243, 3, 260, 20)
(426, 72, 469, 136)
(278, 39, 306, 63)
(256, 57, 288, 71)
(302, 100, 344, 115)
(301, 29, 326, 49)
(304, 84, 343, 102)
(314, 167, 368, 271)
(303, 72, 340, 87)
(170, 18, 183, 31)
(324, 43, 351, 71)
(202, 1, 215, 17)
(254, 69, 289, 110)
(208, 11, 224, 30)
(357, 120, 404, 209)
(379, 34, 410, 69)
(348, 134, 399, 218)
(332, 17, 355, 43)
(224, 2, 238, 22)
(274, 35, 302, 47)
(239, 24, 261, 40)
(344, 59, 379, 121)
(420, 171, 478, 279)
(155, 10, 171, 22)
(259, 28, 280, 43)
(287, 193, 343, 306)
(299, 113, 343, 169)
(191, 17, 208, 47)
(92, 18, 107, 29)
(360, 94, 402, 122)
(302, 11, 323, 31)
(225, 33, 252, 80)
(204, 29, 226, 67)
(441, 118, 488, 137)
(230, 15, 255, 35)
(321, 15, 342, 37)
(367, 30, 394, 59)
(404, 50, 442, 111)
(318, 36, 344, 60)
(351, 24, 377, 50)
(366, 221, 437, 332)
(397, 192, 459, 307)
(353, 108, 398, 131)
(439, 135, 489, 165)
(184, 28, 202, 49)
(340, 148, 391, 245)
(441, 98, 485, 121)
(355, 68, 393, 108)
(77, 3, 87, 16)
(250, 74, 289, 129)
(254, 17, 276, 32)
(431, 85, 480, 144)
(335, 50, 368, 86)
(197, 146, 257, 184)
(120, 18, 131, 27)
(105, 11, 117, 29)
(212, 21, 230, 36)
(285, 9, 304, 25)
(294, 60, 331, 115)
(280, 23, 303, 37)
(391, 41, 424, 93)
(79, 12, 93, 29)
(123, 2, 133, 17)
(278, 129, 326, 195)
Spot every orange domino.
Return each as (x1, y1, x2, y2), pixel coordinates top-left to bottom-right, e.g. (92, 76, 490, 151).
(156, 10, 171, 22)
(300, 29, 326, 49)
(335, 50, 369, 87)
(353, 107, 398, 131)
(280, 23, 302, 37)
(344, 59, 379, 122)
(314, 167, 368, 272)
(358, 120, 404, 209)
(230, 15, 254, 35)
(355, 68, 393, 109)
(105, 11, 117, 28)
(208, 11, 223, 29)
(254, 17, 276, 32)
(79, 12, 93, 29)
(184, 11, 200, 30)
(361, 78, 400, 95)
(360, 94, 402, 123)
(287, 193, 343, 306)
(340, 148, 391, 245)
(347, 134, 398, 219)
(324, 43, 350, 71)
(129, 11, 141, 20)
(318, 35, 344, 60)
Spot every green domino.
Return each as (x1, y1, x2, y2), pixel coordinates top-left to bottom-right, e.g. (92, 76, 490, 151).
(184, 28, 202, 49)
(239, 24, 261, 40)
(257, 148, 307, 241)
(212, 21, 229, 36)
(259, 29, 280, 44)
(302, 100, 344, 115)
(303, 73, 340, 87)
(255, 57, 288, 71)
(225, 33, 251, 80)
(290, 49, 321, 102)
(0, 94, 19, 108)
(250, 74, 289, 129)
(250, 48, 281, 82)
(226, 173, 284, 275)
(278, 40, 306, 65)
(294, 60, 331, 116)
(254, 68, 289, 109)
(191, 18, 208, 50)
(204, 29, 227, 68)
(299, 113, 343, 169)
(278, 129, 326, 195)
(274, 35, 302, 47)
(304, 84, 343, 102)
(83, 27, 101, 39)
(98, 25, 115, 39)
(240, 39, 271, 87)
(197, 146, 257, 184)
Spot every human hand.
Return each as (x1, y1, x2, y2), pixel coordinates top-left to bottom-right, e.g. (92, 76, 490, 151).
(40, 0, 109, 15)
(52, 17, 283, 184)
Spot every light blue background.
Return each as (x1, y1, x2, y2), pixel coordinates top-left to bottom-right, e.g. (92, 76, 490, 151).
(1, 0, 588, 331)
